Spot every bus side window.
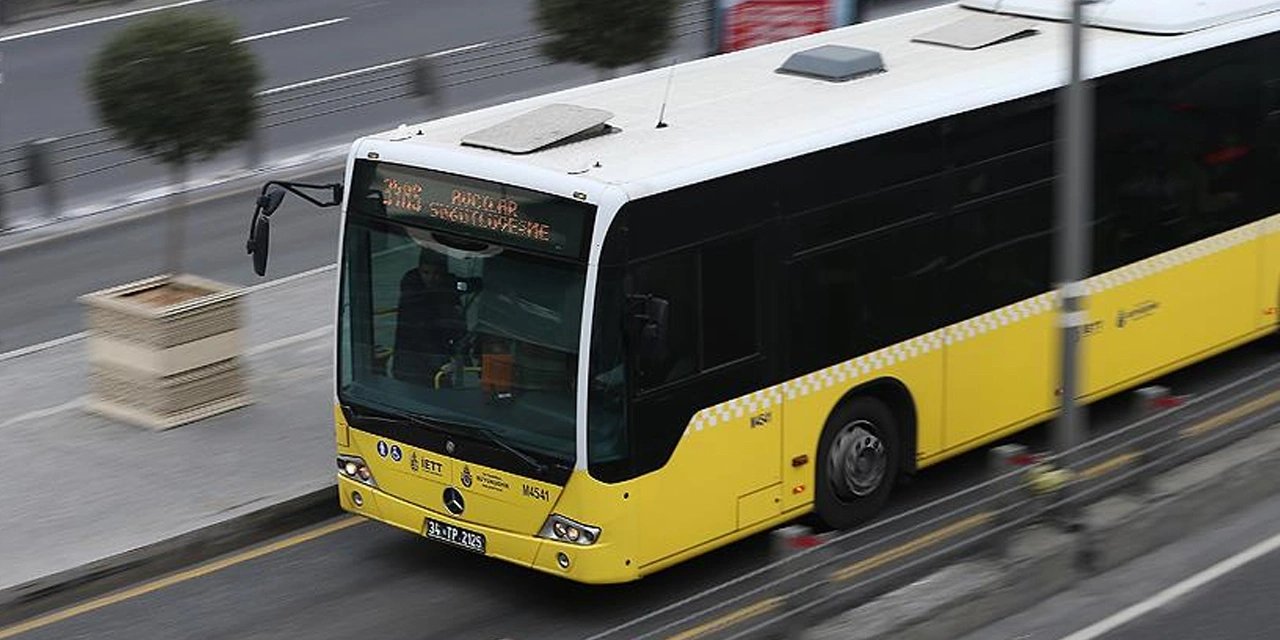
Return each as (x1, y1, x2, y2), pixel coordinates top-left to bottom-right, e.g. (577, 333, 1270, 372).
(701, 236, 758, 367)
(1265, 73, 1280, 214)
(788, 216, 945, 375)
(630, 251, 698, 390)
(947, 182, 1053, 319)
(627, 234, 760, 392)
(1095, 36, 1273, 273)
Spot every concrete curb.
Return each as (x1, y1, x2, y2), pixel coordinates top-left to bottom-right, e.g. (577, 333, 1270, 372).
(0, 484, 341, 627)
(804, 419, 1280, 640)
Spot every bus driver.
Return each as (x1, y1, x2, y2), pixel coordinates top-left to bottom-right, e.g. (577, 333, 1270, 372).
(392, 248, 465, 386)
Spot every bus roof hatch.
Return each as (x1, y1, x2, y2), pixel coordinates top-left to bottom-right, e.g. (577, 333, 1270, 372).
(776, 45, 885, 82)
(912, 14, 1038, 50)
(461, 103, 616, 154)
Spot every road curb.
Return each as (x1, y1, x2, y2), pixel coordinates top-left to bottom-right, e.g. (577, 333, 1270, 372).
(804, 420, 1280, 640)
(0, 484, 341, 627)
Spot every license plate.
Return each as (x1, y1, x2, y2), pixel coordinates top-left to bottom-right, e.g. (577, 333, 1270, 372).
(424, 518, 487, 554)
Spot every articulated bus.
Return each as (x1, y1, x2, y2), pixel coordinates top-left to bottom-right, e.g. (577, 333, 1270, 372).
(247, 0, 1280, 583)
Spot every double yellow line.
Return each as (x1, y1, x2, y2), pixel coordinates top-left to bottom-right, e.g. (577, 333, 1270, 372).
(0, 517, 363, 639)
(662, 511, 993, 640)
(1179, 388, 1280, 440)
(1076, 387, 1280, 481)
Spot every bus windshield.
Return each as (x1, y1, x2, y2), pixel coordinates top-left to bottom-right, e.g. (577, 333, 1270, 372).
(338, 162, 593, 461)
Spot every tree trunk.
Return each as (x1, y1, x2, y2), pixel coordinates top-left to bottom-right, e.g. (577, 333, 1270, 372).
(166, 159, 188, 275)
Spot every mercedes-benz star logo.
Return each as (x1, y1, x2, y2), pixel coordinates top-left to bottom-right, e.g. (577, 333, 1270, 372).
(443, 487, 465, 516)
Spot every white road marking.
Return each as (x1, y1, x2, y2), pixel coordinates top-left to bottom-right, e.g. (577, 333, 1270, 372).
(246, 263, 336, 291)
(259, 41, 489, 96)
(0, 399, 82, 430)
(245, 325, 332, 356)
(235, 17, 348, 44)
(1060, 528, 1280, 640)
(0, 0, 216, 43)
(0, 332, 86, 362)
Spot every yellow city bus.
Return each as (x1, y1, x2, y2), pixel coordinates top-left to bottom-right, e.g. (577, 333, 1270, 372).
(248, 0, 1280, 583)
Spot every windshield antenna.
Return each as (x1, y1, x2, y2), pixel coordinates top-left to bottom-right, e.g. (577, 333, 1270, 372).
(656, 57, 678, 129)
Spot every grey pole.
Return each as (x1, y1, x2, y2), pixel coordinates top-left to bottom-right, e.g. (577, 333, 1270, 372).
(1054, 0, 1093, 512)
(0, 51, 6, 228)
(244, 124, 263, 170)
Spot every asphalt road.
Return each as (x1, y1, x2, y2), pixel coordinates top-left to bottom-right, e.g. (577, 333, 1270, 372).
(4, 339, 1278, 640)
(0, 0, 547, 146)
(960, 470, 1280, 640)
(0, 169, 344, 351)
(1107, 534, 1280, 640)
(0, 0, 711, 223)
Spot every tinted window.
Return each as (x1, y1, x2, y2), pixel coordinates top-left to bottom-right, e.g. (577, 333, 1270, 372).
(630, 250, 699, 390)
(777, 122, 947, 218)
(948, 182, 1054, 319)
(1094, 34, 1275, 272)
(945, 90, 1055, 166)
(702, 236, 758, 367)
(944, 93, 1055, 315)
(789, 214, 946, 375)
(791, 174, 941, 253)
(629, 235, 761, 391)
(587, 265, 628, 480)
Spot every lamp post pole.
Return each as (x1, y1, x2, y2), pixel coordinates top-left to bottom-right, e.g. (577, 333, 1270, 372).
(1054, 0, 1093, 512)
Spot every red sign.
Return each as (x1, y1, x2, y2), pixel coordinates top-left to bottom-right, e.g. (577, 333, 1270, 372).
(723, 0, 833, 52)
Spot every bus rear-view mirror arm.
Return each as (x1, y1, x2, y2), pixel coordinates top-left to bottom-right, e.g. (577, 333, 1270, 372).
(245, 180, 343, 277)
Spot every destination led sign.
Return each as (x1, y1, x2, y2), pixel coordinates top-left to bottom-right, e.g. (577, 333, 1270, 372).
(357, 161, 591, 258)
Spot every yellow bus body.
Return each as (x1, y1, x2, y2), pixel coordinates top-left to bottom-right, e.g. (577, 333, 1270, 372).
(338, 214, 1280, 583)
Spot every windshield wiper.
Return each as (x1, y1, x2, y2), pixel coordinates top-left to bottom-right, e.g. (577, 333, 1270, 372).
(343, 400, 549, 476)
(468, 425, 548, 476)
(343, 399, 441, 430)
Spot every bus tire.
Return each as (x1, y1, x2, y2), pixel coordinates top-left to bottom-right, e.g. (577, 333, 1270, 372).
(815, 396, 900, 530)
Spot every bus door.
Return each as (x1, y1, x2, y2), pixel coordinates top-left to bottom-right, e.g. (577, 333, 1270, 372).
(624, 233, 778, 565)
(942, 174, 1057, 448)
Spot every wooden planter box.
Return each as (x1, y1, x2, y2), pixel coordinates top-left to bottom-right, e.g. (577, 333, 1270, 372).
(79, 274, 250, 430)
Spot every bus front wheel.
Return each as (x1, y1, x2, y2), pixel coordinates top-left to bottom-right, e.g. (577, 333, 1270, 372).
(815, 396, 900, 530)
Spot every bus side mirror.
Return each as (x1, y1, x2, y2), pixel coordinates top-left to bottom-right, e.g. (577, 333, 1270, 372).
(626, 294, 670, 372)
(249, 215, 271, 276)
(244, 181, 342, 276)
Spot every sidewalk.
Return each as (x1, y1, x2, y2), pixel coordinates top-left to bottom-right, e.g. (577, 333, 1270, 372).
(0, 266, 340, 598)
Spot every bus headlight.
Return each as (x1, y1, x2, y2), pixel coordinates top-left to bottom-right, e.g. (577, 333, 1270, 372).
(538, 514, 600, 546)
(337, 455, 377, 488)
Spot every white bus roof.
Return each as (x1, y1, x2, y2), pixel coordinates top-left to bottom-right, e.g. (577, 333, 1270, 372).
(364, 0, 1280, 201)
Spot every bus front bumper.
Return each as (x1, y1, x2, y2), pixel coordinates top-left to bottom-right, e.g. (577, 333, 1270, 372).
(337, 475, 635, 583)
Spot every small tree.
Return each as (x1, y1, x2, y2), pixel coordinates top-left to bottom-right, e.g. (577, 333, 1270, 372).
(88, 11, 260, 275)
(535, 0, 677, 79)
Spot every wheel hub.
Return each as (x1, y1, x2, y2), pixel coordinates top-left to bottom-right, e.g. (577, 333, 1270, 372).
(828, 420, 887, 499)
